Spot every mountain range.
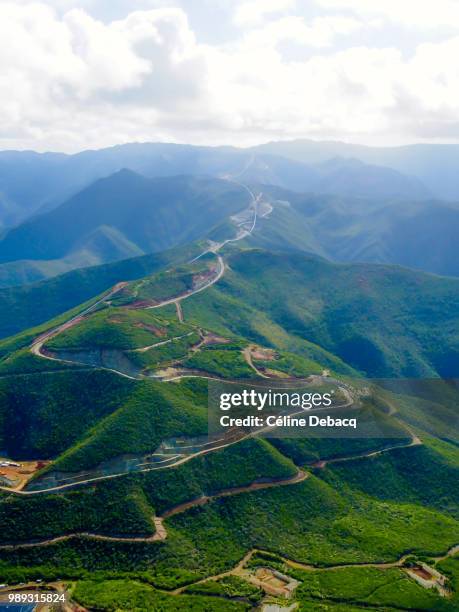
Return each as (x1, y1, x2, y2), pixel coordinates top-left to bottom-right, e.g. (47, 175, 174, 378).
(0, 165, 455, 287)
(0, 139, 458, 611)
(0, 142, 430, 229)
(250, 185, 459, 277)
(0, 172, 250, 285)
(254, 138, 459, 201)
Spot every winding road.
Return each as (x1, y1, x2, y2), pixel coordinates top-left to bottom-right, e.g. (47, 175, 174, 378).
(0, 470, 308, 549)
(169, 543, 459, 596)
(0, 184, 428, 538)
(0, 172, 455, 609)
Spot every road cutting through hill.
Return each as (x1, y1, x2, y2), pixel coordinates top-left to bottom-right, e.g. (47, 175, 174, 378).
(2, 186, 422, 498)
(0, 469, 308, 549)
(29, 187, 260, 363)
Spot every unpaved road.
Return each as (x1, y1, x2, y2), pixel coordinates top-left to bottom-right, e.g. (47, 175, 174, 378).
(131, 331, 194, 353)
(0, 470, 307, 549)
(146, 255, 225, 311)
(311, 433, 422, 469)
(30, 282, 128, 358)
(1, 185, 422, 505)
(243, 346, 270, 379)
(171, 543, 459, 595)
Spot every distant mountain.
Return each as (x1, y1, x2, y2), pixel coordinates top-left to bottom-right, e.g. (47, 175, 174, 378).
(252, 139, 459, 201)
(249, 185, 459, 277)
(311, 157, 428, 200)
(0, 171, 249, 282)
(0, 142, 431, 228)
(0, 169, 454, 289)
(0, 150, 68, 228)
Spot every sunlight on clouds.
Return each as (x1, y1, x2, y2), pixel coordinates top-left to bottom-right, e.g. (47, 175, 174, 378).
(1, 0, 459, 150)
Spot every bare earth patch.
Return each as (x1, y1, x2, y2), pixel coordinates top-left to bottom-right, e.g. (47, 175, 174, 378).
(0, 458, 50, 490)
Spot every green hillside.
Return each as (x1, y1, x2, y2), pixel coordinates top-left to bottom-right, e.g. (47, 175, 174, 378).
(0, 242, 201, 338)
(0, 172, 249, 281)
(0, 369, 135, 459)
(183, 248, 459, 377)
(46, 308, 193, 351)
(319, 441, 459, 517)
(1, 473, 458, 592)
(0, 236, 458, 611)
(0, 438, 296, 544)
(242, 183, 459, 278)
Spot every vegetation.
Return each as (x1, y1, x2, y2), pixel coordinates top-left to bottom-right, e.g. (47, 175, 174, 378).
(253, 349, 323, 377)
(0, 369, 134, 458)
(184, 248, 459, 378)
(1, 473, 458, 591)
(164, 477, 459, 571)
(0, 347, 78, 376)
(0, 172, 250, 284)
(138, 438, 296, 515)
(73, 579, 251, 611)
(47, 308, 192, 351)
(319, 443, 459, 517)
(0, 438, 295, 545)
(292, 565, 454, 611)
(116, 253, 219, 305)
(185, 575, 262, 604)
(183, 343, 254, 378)
(0, 233, 457, 612)
(0, 242, 199, 340)
(49, 379, 208, 472)
(128, 331, 200, 371)
(0, 291, 113, 360)
(269, 436, 409, 466)
(437, 554, 459, 609)
(0, 479, 154, 543)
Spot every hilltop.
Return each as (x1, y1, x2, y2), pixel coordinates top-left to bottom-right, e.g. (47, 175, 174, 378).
(0, 181, 457, 611)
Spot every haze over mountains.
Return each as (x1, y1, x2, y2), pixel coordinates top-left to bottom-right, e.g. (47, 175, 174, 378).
(0, 172, 250, 286)
(0, 164, 456, 287)
(3, 171, 251, 259)
(250, 186, 459, 278)
(254, 139, 459, 201)
(0, 141, 431, 229)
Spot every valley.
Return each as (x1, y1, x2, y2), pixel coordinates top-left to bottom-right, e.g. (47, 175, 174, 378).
(0, 173, 457, 611)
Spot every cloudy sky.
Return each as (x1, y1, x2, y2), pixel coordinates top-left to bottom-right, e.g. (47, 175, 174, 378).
(2, 0, 459, 151)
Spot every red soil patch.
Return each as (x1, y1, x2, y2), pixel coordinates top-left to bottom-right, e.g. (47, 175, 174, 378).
(133, 322, 167, 336)
(412, 567, 434, 580)
(202, 334, 232, 346)
(0, 459, 51, 490)
(252, 347, 277, 361)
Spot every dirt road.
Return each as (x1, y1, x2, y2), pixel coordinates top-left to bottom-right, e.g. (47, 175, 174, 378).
(0, 469, 307, 549)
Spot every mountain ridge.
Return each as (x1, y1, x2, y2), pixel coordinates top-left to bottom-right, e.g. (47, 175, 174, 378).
(0, 141, 431, 228)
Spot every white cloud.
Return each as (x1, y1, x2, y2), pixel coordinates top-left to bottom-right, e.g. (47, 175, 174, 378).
(240, 15, 362, 49)
(233, 0, 296, 27)
(1, 0, 459, 151)
(315, 0, 459, 29)
(0, 3, 209, 150)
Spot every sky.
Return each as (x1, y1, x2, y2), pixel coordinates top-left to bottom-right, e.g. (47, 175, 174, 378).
(2, 0, 459, 152)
